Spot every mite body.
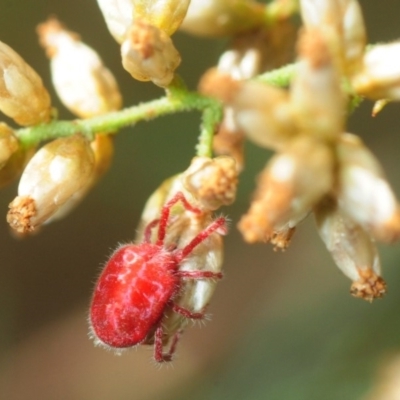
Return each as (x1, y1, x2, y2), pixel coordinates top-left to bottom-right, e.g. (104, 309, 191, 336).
(89, 192, 226, 362)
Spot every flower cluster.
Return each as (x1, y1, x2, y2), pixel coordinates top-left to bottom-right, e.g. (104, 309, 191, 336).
(1, 0, 400, 362)
(200, 0, 400, 301)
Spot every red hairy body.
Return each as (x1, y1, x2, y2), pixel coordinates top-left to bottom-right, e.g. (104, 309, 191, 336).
(90, 243, 179, 348)
(89, 192, 226, 362)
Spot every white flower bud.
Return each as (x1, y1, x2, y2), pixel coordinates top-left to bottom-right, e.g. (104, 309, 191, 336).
(315, 197, 386, 301)
(337, 133, 400, 243)
(96, 0, 134, 44)
(121, 20, 180, 87)
(44, 134, 114, 224)
(352, 42, 400, 100)
(7, 134, 95, 233)
(291, 29, 345, 141)
(200, 70, 297, 151)
(132, 0, 190, 36)
(180, 0, 264, 37)
(37, 18, 122, 118)
(238, 136, 333, 243)
(300, 0, 366, 75)
(0, 41, 51, 126)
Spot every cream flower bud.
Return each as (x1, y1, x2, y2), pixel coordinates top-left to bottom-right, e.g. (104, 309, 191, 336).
(7, 134, 95, 233)
(200, 70, 297, 151)
(44, 134, 114, 224)
(0, 146, 34, 189)
(0, 41, 51, 126)
(238, 136, 333, 243)
(213, 108, 245, 172)
(135, 174, 224, 342)
(182, 156, 238, 210)
(121, 20, 180, 87)
(315, 197, 386, 301)
(352, 42, 400, 100)
(0, 123, 18, 168)
(37, 18, 122, 118)
(216, 22, 297, 80)
(300, 0, 366, 75)
(180, 0, 264, 37)
(337, 133, 400, 243)
(96, 0, 134, 44)
(291, 29, 345, 141)
(132, 0, 190, 36)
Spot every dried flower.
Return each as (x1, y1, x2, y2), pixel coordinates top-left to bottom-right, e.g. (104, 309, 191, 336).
(7, 134, 94, 233)
(121, 20, 181, 87)
(182, 155, 238, 210)
(315, 197, 386, 302)
(0, 40, 51, 126)
(37, 18, 122, 118)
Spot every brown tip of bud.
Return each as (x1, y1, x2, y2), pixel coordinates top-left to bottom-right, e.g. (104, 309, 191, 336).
(271, 227, 296, 251)
(350, 269, 387, 302)
(198, 68, 240, 102)
(7, 196, 36, 233)
(297, 28, 331, 68)
(127, 19, 156, 60)
(37, 17, 79, 58)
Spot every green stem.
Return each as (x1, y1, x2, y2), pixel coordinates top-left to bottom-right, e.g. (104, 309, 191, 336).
(15, 82, 223, 156)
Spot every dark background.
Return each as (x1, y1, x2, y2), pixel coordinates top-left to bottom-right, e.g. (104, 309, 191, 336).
(1, 1, 400, 399)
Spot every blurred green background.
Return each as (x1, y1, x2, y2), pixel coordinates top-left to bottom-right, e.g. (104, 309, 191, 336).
(1, 1, 400, 399)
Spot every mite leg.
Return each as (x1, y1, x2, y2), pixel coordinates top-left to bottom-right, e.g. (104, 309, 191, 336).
(156, 192, 201, 246)
(177, 217, 227, 261)
(154, 325, 183, 363)
(172, 303, 206, 320)
(177, 270, 223, 280)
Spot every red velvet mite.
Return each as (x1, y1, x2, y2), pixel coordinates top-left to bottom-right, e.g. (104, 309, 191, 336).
(89, 192, 226, 362)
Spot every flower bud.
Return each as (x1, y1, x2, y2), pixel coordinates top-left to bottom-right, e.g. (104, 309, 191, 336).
(213, 112, 245, 174)
(180, 0, 264, 37)
(7, 134, 95, 233)
(352, 43, 400, 100)
(315, 197, 386, 302)
(337, 133, 400, 243)
(0, 146, 35, 189)
(44, 134, 114, 224)
(0, 41, 51, 126)
(132, 0, 190, 36)
(0, 123, 18, 169)
(37, 18, 122, 118)
(238, 136, 333, 243)
(135, 173, 224, 343)
(121, 20, 181, 87)
(217, 22, 296, 80)
(96, 0, 134, 44)
(200, 70, 297, 151)
(300, 0, 366, 75)
(182, 156, 238, 210)
(291, 29, 345, 141)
